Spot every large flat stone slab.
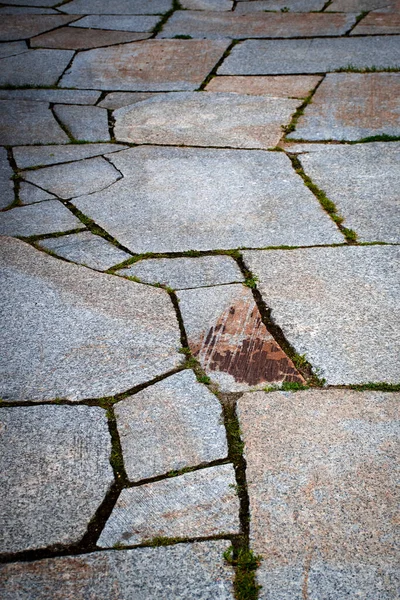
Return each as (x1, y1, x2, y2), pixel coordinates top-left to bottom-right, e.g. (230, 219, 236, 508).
(0, 88, 100, 104)
(97, 464, 240, 546)
(177, 284, 304, 391)
(0, 405, 113, 554)
(0, 147, 14, 209)
(74, 146, 343, 253)
(0, 40, 29, 58)
(0, 542, 234, 599)
(328, 0, 399, 10)
(351, 10, 400, 34)
(243, 246, 400, 384)
(182, 0, 233, 9)
(238, 389, 400, 600)
(60, 40, 229, 91)
(0, 237, 181, 401)
(0, 100, 68, 145)
(0, 201, 83, 237)
(53, 105, 110, 142)
(0, 14, 77, 41)
(3, 0, 61, 6)
(14, 143, 127, 168)
(70, 15, 160, 31)
(0, 49, 74, 86)
(19, 181, 56, 204)
(0, 6, 57, 14)
(61, 0, 173, 13)
(205, 75, 322, 98)
(235, 0, 326, 11)
(31, 27, 151, 50)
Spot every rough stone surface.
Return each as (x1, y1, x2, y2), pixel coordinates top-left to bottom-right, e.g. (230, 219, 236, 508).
(74, 146, 343, 253)
(0, 542, 235, 600)
(60, 40, 229, 91)
(351, 11, 400, 34)
(53, 105, 110, 142)
(205, 75, 322, 98)
(328, 0, 399, 10)
(19, 181, 56, 204)
(182, 0, 233, 9)
(14, 143, 127, 168)
(0, 405, 113, 554)
(0, 49, 74, 86)
(70, 15, 160, 31)
(0, 100, 68, 145)
(3, 0, 61, 6)
(0, 237, 181, 401)
(0, 14, 77, 41)
(115, 371, 228, 481)
(0, 201, 83, 237)
(98, 464, 240, 547)
(114, 92, 299, 148)
(238, 389, 400, 600)
(178, 284, 304, 391)
(0, 147, 14, 210)
(243, 246, 400, 384)
(0, 88, 100, 104)
(235, 0, 326, 11)
(118, 255, 244, 288)
(61, 0, 173, 13)
(99, 92, 158, 109)
(0, 6, 57, 14)
(0, 40, 28, 58)
(31, 27, 151, 50)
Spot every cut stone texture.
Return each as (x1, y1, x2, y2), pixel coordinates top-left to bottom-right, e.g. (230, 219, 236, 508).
(70, 15, 160, 31)
(118, 255, 244, 289)
(115, 370, 228, 481)
(177, 284, 304, 391)
(0, 542, 235, 600)
(3, 0, 61, 5)
(37, 231, 131, 270)
(22, 157, 120, 199)
(235, 0, 326, 11)
(97, 464, 240, 547)
(0, 40, 28, 58)
(19, 181, 56, 204)
(61, 0, 173, 13)
(31, 27, 151, 50)
(351, 11, 400, 34)
(74, 146, 343, 253)
(0, 201, 83, 237)
(114, 92, 299, 149)
(0, 14, 77, 41)
(243, 246, 400, 384)
(14, 143, 127, 169)
(0, 49, 74, 86)
(0, 405, 113, 554)
(0, 100, 68, 145)
(0, 236, 181, 401)
(182, 0, 234, 9)
(289, 73, 400, 141)
(53, 105, 110, 142)
(99, 92, 158, 109)
(60, 40, 229, 91)
(0, 6, 57, 14)
(238, 389, 400, 600)
(0, 147, 14, 210)
(0, 88, 100, 105)
(218, 37, 400, 75)
(328, 0, 399, 10)
(206, 75, 322, 98)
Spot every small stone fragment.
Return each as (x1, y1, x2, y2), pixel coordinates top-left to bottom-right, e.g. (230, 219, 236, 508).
(31, 27, 151, 50)
(53, 105, 110, 142)
(61, 0, 173, 13)
(98, 92, 158, 109)
(19, 181, 56, 204)
(235, 0, 325, 11)
(0, 88, 100, 104)
(0, 49, 74, 86)
(351, 10, 400, 34)
(0, 14, 77, 41)
(70, 15, 160, 31)
(205, 75, 322, 98)
(0, 147, 14, 209)
(0, 100, 68, 145)
(14, 143, 127, 169)
(0, 201, 83, 237)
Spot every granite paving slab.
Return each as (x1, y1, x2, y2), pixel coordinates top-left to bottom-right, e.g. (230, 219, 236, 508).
(4, 0, 61, 6)
(73, 146, 343, 253)
(61, 0, 173, 14)
(0, 14, 78, 41)
(182, 0, 234, 9)
(114, 92, 299, 148)
(115, 370, 228, 481)
(205, 75, 322, 98)
(0, 542, 235, 600)
(19, 181, 57, 204)
(70, 15, 160, 32)
(373, 0, 400, 11)
(0, 49, 74, 86)
(351, 11, 400, 34)
(53, 105, 110, 142)
(98, 92, 158, 109)
(0, 201, 83, 237)
(0, 6, 57, 14)
(238, 389, 400, 600)
(243, 246, 400, 384)
(14, 143, 127, 168)
(0, 147, 14, 209)
(0, 100, 68, 145)
(0, 88, 100, 105)
(177, 284, 304, 391)
(97, 464, 240, 547)
(0, 40, 28, 58)
(328, 0, 399, 10)
(31, 27, 151, 50)
(0, 405, 113, 554)
(0, 236, 181, 401)
(235, 0, 326, 11)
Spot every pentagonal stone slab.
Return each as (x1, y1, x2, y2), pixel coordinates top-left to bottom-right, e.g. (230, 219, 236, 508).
(243, 246, 400, 384)
(70, 15, 160, 31)
(182, 0, 233, 9)
(0, 40, 28, 58)
(235, 0, 325, 11)
(31, 28, 151, 50)
(0, 237, 181, 401)
(0, 542, 235, 600)
(19, 181, 56, 204)
(53, 105, 110, 142)
(0, 405, 113, 554)
(0, 100, 68, 145)
(73, 146, 343, 253)
(61, 0, 173, 13)
(0, 201, 83, 237)
(97, 464, 240, 547)
(0, 14, 77, 41)
(351, 11, 400, 34)
(238, 389, 400, 600)
(14, 143, 127, 168)
(0, 147, 14, 209)
(0, 88, 100, 104)
(0, 49, 74, 86)
(205, 75, 322, 98)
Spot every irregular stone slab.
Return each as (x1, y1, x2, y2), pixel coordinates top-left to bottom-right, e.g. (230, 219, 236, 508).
(115, 371, 228, 481)
(0, 40, 28, 58)
(206, 75, 322, 98)
(0, 14, 78, 41)
(118, 255, 244, 289)
(0, 100, 68, 145)
(23, 157, 120, 199)
(0, 6, 57, 14)
(98, 464, 240, 546)
(38, 230, 131, 270)
(0, 49, 74, 86)
(0, 201, 83, 237)
(70, 15, 160, 31)
(61, 0, 173, 13)
(235, 0, 325, 11)
(19, 181, 56, 204)
(238, 389, 400, 600)
(289, 73, 400, 141)
(53, 105, 110, 142)
(0, 147, 14, 209)
(328, 0, 398, 10)
(99, 91, 158, 109)
(0, 542, 235, 600)
(31, 27, 151, 50)
(0, 237, 180, 401)
(14, 143, 127, 168)
(351, 11, 400, 34)
(60, 40, 229, 91)
(178, 284, 304, 391)
(219, 37, 400, 75)
(182, 0, 233, 9)
(0, 405, 113, 554)
(114, 92, 299, 148)
(0, 88, 100, 105)
(243, 246, 400, 384)
(74, 146, 342, 253)
(4, 0, 61, 6)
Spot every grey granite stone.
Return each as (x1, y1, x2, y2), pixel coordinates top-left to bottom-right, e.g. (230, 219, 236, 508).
(0, 40, 28, 58)
(0, 6, 57, 14)
(205, 74, 322, 98)
(115, 371, 228, 481)
(37, 231, 131, 270)
(0, 147, 14, 209)
(0, 88, 100, 104)
(19, 181, 56, 204)
(114, 92, 299, 149)
(22, 157, 120, 199)
(328, 0, 398, 10)
(73, 146, 343, 253)
(0, 405, 113, 553)
(98, 464, 240, 546)
(0, 14, 77, 41)
(61, 0, 173, 13)
(14, 143, 127, 168)
(235, 0, 325, 11)
(4, 0, 61, 6)
(0, 236, 181, 401)
(182, 0, 233, 9)
(0, 49, 74, 86)
(0, 542, 235, 600)
(243, 246, 400, 384)
(0, 201, 83, 236)
(118, 255, 244, 289)
(71, 15, 160, 31)
(0, 100, 68, 145)
(238, 389, 400, 600)
(219, 36, 400, 75)
(31, 27, 151, 50)
(99, 92, 158, 109)
(53, 105, 110, 142)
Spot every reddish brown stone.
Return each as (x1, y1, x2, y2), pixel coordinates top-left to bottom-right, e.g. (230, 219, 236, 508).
(0, 15, 78, 41)
(205, 75, 322, 98)
(351, 11, 400, 35)
(31, 28, 151, 50)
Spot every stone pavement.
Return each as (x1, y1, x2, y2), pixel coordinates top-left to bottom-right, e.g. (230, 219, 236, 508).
(0, 1, 399, 598)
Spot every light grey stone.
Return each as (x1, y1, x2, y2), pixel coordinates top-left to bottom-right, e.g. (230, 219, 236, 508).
(0, 49, 74, 86)
(0, 405, 113, 554)
(0, 40, 28, 58)
(61, 0, 173, 13)
(73, 146, 343, 253)
(118, 255, 244, 289)
(19, 181, 56, 204)
(4, 0, 61, 6)
(115, 371, 228, 481)
(243, 246, 400, 384)
(114, 92, 299, 149)
(0, 100, 68, 145)
(53, 105, 110, 142)
(37, 231, 131, 270)
(99, 92, 159, 110)
(14, 143, 128, 169)
(0, 201, 83, 236)
(0, 542, 235, 600)
(219, 36, 400, 75)
(70, 15, 160, 31)
(98, 464, 240, 546)
(0, 147, 14, 209)
(0, 236, 181, 401)
(0, 6, 58, 13)
(182, 0, 234, 10)
(0, 14, 77, 41)
(22, 157, 120, 199)
(0, 88, 100, 104)
(235, 0, 325, 11)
